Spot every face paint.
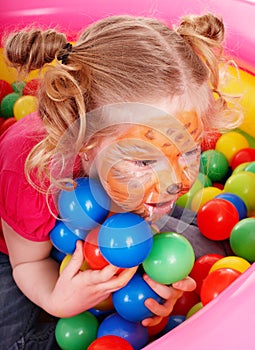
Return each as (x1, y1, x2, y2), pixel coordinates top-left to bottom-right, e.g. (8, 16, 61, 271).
(90, 109, 203, 222)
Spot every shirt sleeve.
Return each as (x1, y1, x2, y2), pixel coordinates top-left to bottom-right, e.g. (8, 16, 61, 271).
(0, 169, 57, 242)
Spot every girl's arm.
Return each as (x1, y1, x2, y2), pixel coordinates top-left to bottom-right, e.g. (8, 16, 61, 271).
(2, 220, 137, 317)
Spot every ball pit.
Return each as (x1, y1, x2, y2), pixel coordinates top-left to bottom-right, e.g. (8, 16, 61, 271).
(1, 0, 255, 349)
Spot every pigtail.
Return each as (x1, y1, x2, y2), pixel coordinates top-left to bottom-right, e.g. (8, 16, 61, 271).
(175, 13, 242, 131)
(4, 29, 67, 73)
(175, 13, 224, 90)
(3, 28, 92, 192)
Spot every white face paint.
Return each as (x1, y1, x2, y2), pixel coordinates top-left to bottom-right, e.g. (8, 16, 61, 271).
(84, 103, 203, 222)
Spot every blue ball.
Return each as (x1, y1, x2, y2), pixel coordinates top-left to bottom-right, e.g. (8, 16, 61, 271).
(97, 313, 148, 350)
(58, 177, 111, 232)
(112, 273, 163, 322)
(215, 192, 247, 219)
(159, 315, 186, 336)
(50, 221, 81, 254)
(98, 213, 153, 268)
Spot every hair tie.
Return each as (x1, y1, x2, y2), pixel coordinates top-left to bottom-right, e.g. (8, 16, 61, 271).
(57, 43, 73, 65)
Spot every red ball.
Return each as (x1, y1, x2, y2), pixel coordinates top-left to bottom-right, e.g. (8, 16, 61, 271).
(197, 198, 239, 240)
(201, 131, 222, 151)
(171, 290, 200, 316)
(83, 227, 109, 270)
(231, 148, 255, 170)
(0, 80, 13, 103)
(147, 316, 169, 338)
(88, 335, 134, 350)
(23, 79, 40, 96)
(200, 268, 241, 305)
(189, 254, 224, 294)
(0, 117, 16, 136)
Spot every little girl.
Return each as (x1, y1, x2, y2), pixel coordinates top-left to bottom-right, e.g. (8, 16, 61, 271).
(0, 13, 241, 349)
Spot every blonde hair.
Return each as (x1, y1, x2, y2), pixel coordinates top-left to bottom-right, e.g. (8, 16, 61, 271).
(4, 13, 242, 191)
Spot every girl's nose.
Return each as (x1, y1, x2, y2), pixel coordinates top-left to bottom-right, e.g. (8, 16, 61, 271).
(166, 182, 183, 195)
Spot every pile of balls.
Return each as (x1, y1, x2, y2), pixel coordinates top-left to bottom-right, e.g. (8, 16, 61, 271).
(0, 78, 39, 135)
(50, 177, 196, 350)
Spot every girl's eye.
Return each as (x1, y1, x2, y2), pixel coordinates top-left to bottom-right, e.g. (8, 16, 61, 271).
(182, 147, 201, 158)
(134, 160, 156, 167)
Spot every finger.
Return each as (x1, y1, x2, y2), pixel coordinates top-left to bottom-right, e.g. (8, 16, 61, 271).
(102, 266, 138, 292)
(144, 297, 178, 319)
(172, 276, 196, 291)
(61, 240, 85, 278)
(89, 264, 120, 284)
(142, 315, 163, 327)
(143, 274, 182, 300)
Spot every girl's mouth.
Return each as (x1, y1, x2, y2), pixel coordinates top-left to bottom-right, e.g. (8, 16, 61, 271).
(143, 201, 174, 217)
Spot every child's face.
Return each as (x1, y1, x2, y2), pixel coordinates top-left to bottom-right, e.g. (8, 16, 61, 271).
(87, 106, 203, 222)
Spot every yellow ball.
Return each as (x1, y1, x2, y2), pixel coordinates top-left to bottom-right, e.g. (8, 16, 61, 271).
(59, 254, 89, 274)
(13, 95, 38, 120)
(209, 256, 250, 274)
(215, 131, 249, 164)
(191, 186, 222, 212)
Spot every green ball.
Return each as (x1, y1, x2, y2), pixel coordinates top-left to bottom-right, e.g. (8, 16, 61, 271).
(142, 232, 195, 284)
(55, 311, 99, 350)
(244, 161, 255, 174)
(176, 178, 203, 209)
(11, 81, 26, 94)
(200, 149, 229, 182)
(0, 92, 20, 118)
(224, 171, 255, 211)
(230, 218, 255, 262)
(197, 172, 212, 187)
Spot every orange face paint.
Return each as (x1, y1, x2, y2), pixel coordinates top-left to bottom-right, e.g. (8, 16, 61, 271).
(93, 110, 203, 221)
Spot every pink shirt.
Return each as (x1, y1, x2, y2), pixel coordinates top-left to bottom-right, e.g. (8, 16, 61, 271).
(0, 112, 58, 254)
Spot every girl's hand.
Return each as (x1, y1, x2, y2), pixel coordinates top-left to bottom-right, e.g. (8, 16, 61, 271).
(50, 240, 138, 317)
(141, 274, 196, 327)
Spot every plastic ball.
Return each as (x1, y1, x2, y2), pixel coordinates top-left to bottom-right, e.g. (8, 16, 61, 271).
(142, 232, 195, 285)
(23, 79, 40, 96)
(209, 256, 251, 274)
(59, 253, 89, 274)
(224, 171, 255, 211)
(201, 131, 222, 151)
(13, 95, 38, 120)
(98, 213, 153, 268)
(50, 221, 82, 255)
(176, 178, 203, 209)
(55, 311, 99, 350)
(58, 177, 111, 233)
(159, 315, 186, 336)
(97, 313, 148, 350)
(11, 81, 26, 94)
(0, 117, 16, 136)
(88, 335, 134, 350)
(186, 302, 203, 318)
(197, 198, 239, 240)
(83, 226, 109, 270)
(112, 273, 163, 322)
(0, 80, 13, 102)
(215, 131, 249, 163)
(200, 149, 229, 182)
(215, 192, 247, 220)
(197, 172, 213, 187)
(200, 268, 241, 305)
(190, 186, 222, 212)
(171, 290, 200, 316)
(189, 254, 224, 294)
(232, 162, 250, 174)
(244, 161, 255, 174)
(147, 316, 169, 338)
(231, 147, 255, 169)
(0, 92, 20, 118)
(230, 217, 255, 262)
(50, 247, 66, 263)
